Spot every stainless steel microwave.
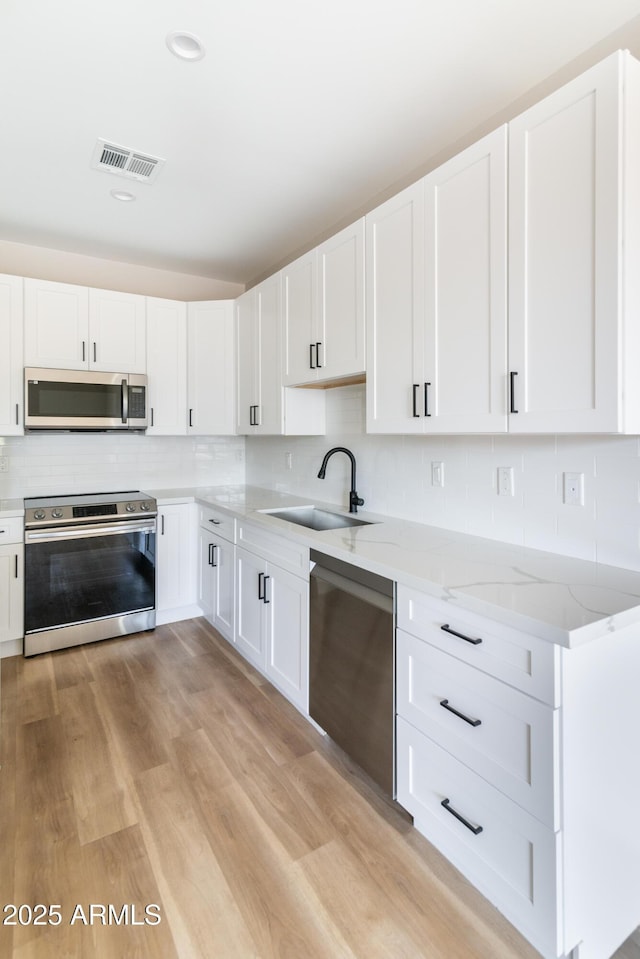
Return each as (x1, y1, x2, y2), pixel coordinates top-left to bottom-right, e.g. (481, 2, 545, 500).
(24, 367, 148, 431)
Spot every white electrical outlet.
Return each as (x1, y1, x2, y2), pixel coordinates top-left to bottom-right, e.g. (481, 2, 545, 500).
(431, 461, 444, 487)
(563, 472, 584, 506)
(497, 466, 514, 496)
(0, 455, 8, 473)
(285, 452, 293, 470)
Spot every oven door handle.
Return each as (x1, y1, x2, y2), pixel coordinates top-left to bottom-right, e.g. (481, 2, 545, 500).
(25, 519, 156, 544)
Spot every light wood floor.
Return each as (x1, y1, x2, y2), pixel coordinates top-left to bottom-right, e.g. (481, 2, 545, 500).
(1, 618, 639, 959)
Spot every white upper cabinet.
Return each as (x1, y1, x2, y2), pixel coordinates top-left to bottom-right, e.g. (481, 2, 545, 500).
(24, 279, 146, 373)
(366, 131, 508, 435)
(508, 50, 640, 433)
(316, 219, 365, 381)
(237, 274, 282, 434)
(0, 274, 24, 435)
(24, 278, 89, 369)
(282, 249, 318, 386)
(424, 126, 508, 432)
(146, 297, 187, 435)
(187, 300, 235, 435)
(282, 219, 365, 386)
(365, 181, 426, 433)
(88, 288, 146, 373)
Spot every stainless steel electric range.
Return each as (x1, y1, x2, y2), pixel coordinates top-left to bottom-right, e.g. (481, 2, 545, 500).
(23, 490, 157, 657)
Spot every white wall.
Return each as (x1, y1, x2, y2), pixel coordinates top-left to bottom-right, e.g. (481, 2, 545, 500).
(0, 434, 245, 499)
(0, 239, 244, 301)
(246, 385, 640, 572)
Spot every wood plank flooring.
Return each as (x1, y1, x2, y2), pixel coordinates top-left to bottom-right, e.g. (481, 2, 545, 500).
(1, 618, 639, 959)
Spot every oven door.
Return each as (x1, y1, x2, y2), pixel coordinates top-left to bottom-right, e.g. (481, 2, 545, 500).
(24, 518, 156, 653)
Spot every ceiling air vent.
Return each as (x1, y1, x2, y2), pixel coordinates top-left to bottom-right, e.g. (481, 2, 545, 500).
(91, 139, 165, 183)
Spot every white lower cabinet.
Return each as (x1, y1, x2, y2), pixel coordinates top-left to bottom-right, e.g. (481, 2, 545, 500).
(235, 528, 309, 712)
(396, 584, 640, 959)
(156, 503, 198, 622)
(197, 505, 235, 643)
(0, 520, 24, 658)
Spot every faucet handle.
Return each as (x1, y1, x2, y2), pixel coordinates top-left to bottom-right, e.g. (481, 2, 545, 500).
(349, 491, 364, 513)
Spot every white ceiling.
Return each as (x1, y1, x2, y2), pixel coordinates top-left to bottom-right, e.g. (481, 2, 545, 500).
(2, 0, 640, 286)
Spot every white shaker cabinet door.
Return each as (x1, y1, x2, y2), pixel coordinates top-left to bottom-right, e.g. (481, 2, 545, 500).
(187, 300, 235, 435)
(24, 278, 89, 369)
(365, 180, 426, 433)
(316, 218, 365, 383)
(508, 51, 634, 433)
(235, 547, 267, 669)
(0, 274, 24, 435)
(146, 297, 187, 435)
(281, 250, 317, 386)
(88, 288, 146, 373)
(424, 126, 508, 433)
(264, 564, 309, 712)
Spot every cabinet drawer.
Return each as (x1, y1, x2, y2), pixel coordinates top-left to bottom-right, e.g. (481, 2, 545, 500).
(198, 504, 235, 544)
(397, 630, 558, 828)
(397, 586, 558, 705)
(237, 521, 309, 579)
(0, 517, 23, 545)
(396, 717, 561, 959)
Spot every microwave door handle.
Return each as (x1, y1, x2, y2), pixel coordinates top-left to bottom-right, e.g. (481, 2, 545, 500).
(121, 379, 129, 424)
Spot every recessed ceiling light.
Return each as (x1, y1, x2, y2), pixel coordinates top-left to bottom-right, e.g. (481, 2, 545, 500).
(166, 31, 205, 61)
(110, 190, 136, 202)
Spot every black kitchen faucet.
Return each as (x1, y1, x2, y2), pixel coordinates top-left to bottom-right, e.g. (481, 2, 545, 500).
(317, 446, 364, 514)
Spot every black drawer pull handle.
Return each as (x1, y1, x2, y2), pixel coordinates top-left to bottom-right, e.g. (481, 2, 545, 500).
(440, 699, 482, 727)
(211, 544, 218, 568)
(509, 371, 518, 414)
(441, 624, 482, 646)
(412, 383, 420, 417)
(209, 518, 221, 525)
(441, 798, 483, 835)
(258, 571, 265, 600)
(424, 382, 431, 417)
(208, 543, 214, 566)
(262, 574, 270, 604)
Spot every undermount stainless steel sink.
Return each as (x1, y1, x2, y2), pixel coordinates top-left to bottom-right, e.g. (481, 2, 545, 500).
(260, 506, 374, 531)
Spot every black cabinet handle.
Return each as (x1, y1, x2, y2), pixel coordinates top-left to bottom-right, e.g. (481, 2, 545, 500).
(424, 382, 431, 417)
(15, 554, 19, 578)
(412, 384, 420, 417)
(254, 405, 260, 427)
(93, 341, 97, 363)
(316, 342, 323, 368)
(309, 344, 316, 369)
(440, 699, 482, 727)
(208, 543, 214, 566)
(150, 408, 154, 428)
(209, 518, 221, 525)
(441, 624, 482, 646)
(161, 514, 165, 535)
(263, 574, 270, 603)
(441, 798, 483, 835)
(16, 403, 19, 426)
(211, 544, 218, 568)
(258, 571, 265, 600)
(82, 340, 86, 362)
(249, 405, 254, 426)
(509, 371, 518, 414)
(189, 408, 194, 428)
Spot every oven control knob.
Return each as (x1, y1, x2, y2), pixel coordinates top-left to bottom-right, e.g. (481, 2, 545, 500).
(140, 501, 151, 511)
(34, 509, 46, 520)
(51, 508, 64, 519)
(125, 503, 137, 512)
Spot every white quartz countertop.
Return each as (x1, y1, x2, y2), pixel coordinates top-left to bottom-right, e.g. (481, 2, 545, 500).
(145, 485, 640, 648)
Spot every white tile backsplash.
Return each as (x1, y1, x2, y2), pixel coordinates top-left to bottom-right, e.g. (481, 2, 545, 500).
(0, 433, 245, 498)
(246, 385, 640, 571)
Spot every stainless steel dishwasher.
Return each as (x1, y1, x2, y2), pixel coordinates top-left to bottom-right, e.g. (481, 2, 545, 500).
(309, 550, 395, 797)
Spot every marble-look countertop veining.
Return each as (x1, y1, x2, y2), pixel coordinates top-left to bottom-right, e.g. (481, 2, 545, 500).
(145, 484, 640, 649)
